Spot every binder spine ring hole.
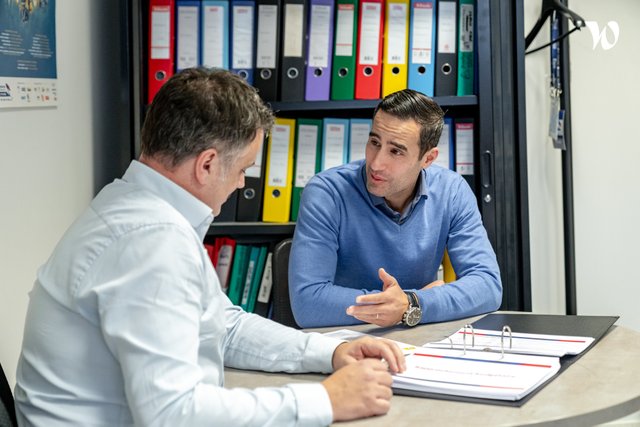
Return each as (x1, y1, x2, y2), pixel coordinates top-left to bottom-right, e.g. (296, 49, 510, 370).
(314, 68, 323, 77)
(418, 65, 426, 74)
(238, 70, 249, 80)
(441, 63, 452, 75)
(363, 66, 373, 76)
(155, 70, 166, 81)
(272, 189, 281, 198)
(338, 67, 349, 77)
(287, 67, 299, 79)
(392, 66, 400, 75)
(260, 69, 272, 80)
(243, 188, 256, 200)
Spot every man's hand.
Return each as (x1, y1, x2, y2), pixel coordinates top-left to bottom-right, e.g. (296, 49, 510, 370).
(345, 268, 408, 327)
(322, 359, 394, 422)
(331, 336, 406, 373)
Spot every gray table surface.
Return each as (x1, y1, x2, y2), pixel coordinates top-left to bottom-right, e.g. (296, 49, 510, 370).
(225, 313, 640, 426)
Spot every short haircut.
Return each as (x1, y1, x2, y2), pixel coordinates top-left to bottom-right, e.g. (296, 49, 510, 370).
(373, 89, 444, 158)
(141, 68, 274, 168)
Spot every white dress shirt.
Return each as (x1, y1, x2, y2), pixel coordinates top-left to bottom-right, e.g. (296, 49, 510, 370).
(15, 160, 340, 427)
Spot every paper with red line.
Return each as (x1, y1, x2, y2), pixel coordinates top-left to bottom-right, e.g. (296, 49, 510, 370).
(424, 328, 595, 357)
(393, 347, 561, 401)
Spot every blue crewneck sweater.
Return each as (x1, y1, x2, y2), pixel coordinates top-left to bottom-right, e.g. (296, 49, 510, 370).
(289, 160, 502, 328)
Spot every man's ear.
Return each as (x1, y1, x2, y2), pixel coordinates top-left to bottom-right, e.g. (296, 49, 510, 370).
(194, 148, 218, 184)
(421, 147, 439, 169)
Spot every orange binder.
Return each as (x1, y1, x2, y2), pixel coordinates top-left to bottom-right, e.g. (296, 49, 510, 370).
(147, 0, 176, 104)
(354, 0, 384, 99)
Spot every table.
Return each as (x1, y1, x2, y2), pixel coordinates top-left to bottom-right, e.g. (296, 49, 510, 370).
(225, 314, 640, 426)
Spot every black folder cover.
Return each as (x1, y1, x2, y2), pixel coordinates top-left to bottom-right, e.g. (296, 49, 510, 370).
(434, 0, 458, 96)
(216, 190, 239, 222)
(279, 0, 308, 101)
(254, 0, 281, 102)
(236, 141, 267, 221)
(394, 313, 619, 407)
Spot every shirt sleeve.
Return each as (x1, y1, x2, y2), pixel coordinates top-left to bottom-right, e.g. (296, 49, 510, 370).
(93, 224, 338, 427)
(416, 178, 503, 323)
(289, 178, 373, 328)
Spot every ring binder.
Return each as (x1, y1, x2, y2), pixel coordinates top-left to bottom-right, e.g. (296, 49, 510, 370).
(501, 325, 512, 358)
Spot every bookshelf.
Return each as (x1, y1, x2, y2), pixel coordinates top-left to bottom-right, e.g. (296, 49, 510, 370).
(127, 0, 531, 311)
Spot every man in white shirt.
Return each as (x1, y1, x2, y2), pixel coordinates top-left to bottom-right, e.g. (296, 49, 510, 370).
(14, 68, 405, 427)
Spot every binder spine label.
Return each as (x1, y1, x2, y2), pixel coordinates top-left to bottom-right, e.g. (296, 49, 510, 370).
(411, 3, 433, 64)
(437, 2, 456, 54)
(359, 3, 382, 65)
(257, 5, 278, 68)
(283, 4, 304, 57)
(294, 125, 320, 187)
(268, 124, 291, 186)
(335, 5, 355, 56)
(177, 6, 200, 69)
(202, 5, 227, 68)
(323, 123, 347, 170)
(150, 6, 172, 59)
(386, 3, 408, 64)
(308, 5, 332, 67)
(232, 5, 255, 68)
(459, 3, 473, 53)
(455, 122, 474, 175)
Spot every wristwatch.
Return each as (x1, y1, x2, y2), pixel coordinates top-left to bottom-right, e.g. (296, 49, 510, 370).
(401, 291, 422, 327)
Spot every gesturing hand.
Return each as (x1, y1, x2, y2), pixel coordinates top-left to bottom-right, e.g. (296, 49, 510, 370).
(345, 268, 409, 327)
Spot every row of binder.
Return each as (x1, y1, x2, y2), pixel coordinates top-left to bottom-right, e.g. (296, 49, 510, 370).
(205, 239, 275, 316)
(147, 0, 475, 103)
(216, 115, 475, 223)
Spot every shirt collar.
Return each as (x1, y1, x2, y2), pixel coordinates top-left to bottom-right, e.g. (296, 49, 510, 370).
(360, 163, 429, 223)
(122, 160, 214, 241)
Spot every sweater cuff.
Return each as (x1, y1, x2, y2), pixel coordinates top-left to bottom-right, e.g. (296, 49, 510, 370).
(287, 382, 333, 427)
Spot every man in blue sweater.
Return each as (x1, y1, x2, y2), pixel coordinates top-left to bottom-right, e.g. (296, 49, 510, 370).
(289, 89, 502, 328)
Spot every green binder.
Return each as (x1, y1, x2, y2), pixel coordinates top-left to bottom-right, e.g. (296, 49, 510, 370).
(456, 0, 475, 96)
(227, 244, 250, 305)
(246, 245, 268, 313)
(291, 119, 323, 221)
(330, 0, 358, 100)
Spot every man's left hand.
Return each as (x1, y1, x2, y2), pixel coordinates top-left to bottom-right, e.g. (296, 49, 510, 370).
(332, 336, 406, 374)
(345, 268, 408, 327)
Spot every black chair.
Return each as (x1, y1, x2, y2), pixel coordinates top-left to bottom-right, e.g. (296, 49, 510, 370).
(271, 238, 300, 329)
(0, 363, 17, 427)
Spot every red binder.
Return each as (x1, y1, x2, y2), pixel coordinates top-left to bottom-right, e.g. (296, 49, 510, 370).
(354, 0, 384, 99)
(147, 0, 176, 104)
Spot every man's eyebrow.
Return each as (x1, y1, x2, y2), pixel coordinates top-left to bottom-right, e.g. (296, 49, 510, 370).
(389, 141, 408, 152)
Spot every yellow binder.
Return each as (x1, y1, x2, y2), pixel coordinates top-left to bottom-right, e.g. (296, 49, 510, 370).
(262, 117, 296, 222)
(442, 249, 456, 283)
(382, 0, 410, 97)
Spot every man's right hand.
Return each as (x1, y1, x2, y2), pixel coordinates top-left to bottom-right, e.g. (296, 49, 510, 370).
(321, 359, 393, 422)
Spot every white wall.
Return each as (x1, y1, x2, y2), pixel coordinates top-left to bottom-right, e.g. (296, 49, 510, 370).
(524, 0, 640, 332)
(0, 0, 129, 386)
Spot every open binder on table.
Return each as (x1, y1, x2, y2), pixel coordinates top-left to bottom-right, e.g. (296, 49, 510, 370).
(400, 313, 618, 406)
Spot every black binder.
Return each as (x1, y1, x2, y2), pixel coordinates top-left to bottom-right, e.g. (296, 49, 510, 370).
(236, 139, 267, 221)
(279, 0, 308, 101)
(254, 0, 282, 102)
(434, 0, 458, 96)
(394, 313, 619, 407)
(216, 190, 239, 222)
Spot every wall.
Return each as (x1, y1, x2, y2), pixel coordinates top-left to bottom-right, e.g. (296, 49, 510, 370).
(0, 0, 130, 386)
(524, 0, 640, 329)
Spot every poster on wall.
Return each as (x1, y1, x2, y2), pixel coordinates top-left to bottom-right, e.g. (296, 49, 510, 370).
(0, 0, 57, 109)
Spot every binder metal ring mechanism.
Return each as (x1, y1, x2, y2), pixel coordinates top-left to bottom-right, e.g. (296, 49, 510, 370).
(459, 323, 514, 359)
(287, 67, 299, 79)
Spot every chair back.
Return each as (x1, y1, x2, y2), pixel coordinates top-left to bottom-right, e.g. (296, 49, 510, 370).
(0, 363, 17, 427)
(271, 238, 300, 329)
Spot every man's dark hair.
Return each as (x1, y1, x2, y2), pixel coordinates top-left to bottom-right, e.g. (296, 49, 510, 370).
(141, 68, 275, 168)
(373, 89, 445, 158)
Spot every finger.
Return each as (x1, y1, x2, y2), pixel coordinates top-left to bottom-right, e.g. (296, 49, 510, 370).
(370, 398, 391, 416)
(379, 268, 398, 291)
(346, 303, 384, 316)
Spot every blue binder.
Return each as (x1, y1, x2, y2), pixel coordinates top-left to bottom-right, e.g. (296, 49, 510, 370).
(407, 0, 436, 96)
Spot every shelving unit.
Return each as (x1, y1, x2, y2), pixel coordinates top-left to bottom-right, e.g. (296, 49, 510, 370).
(127, 0, 531, 311)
